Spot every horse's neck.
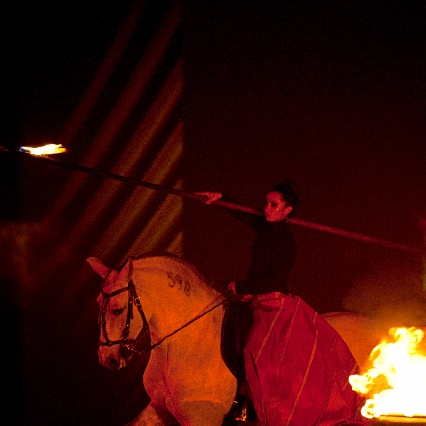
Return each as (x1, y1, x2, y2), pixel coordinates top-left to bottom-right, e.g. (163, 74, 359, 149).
(133, 257, 221, 336)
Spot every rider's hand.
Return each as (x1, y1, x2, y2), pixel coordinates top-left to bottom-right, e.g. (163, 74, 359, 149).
(228, 281, 252, 302)
(194, 192, 222, 204)
(227, 281, 236, 293)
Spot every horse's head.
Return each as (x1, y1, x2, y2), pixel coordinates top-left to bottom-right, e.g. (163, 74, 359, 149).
(87, 257, 147, 370)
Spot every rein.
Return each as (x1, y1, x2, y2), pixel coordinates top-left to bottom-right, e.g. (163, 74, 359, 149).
(98, 269, 230, 356)
(141, 297, 228, 353)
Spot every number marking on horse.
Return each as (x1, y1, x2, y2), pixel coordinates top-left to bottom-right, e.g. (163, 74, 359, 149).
(167, 272, 191, 296)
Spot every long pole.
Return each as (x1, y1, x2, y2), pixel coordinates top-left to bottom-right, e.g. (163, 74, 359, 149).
(18, 150, 424, 254)
(19, 151, 262, 215)
(289, 217, 422, 254)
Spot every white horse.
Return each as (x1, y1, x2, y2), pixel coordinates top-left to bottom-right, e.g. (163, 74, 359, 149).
(88, 252, 382, 426)
(88, 253, 237, 426)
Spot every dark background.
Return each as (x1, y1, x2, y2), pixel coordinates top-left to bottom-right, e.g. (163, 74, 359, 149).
(3, 0, 426, 424)
(181, 0, 426, 316)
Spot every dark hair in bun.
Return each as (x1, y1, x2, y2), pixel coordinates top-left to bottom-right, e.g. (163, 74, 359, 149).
(270, 179, 299, 217)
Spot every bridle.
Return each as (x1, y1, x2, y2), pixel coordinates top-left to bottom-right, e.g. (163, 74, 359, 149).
(98, 276, 148, 357)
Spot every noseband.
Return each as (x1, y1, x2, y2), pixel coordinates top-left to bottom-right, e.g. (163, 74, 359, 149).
(98, 277, 148, 356)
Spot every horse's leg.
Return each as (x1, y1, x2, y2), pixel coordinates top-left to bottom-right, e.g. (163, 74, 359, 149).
(176, 400, 231, 426)
(126, 401, 179, 426)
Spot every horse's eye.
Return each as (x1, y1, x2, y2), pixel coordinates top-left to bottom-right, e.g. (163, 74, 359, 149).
(111, 308, 125, 316)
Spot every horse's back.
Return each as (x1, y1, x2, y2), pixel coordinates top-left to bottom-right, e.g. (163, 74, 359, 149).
(322, 311, 385, 368)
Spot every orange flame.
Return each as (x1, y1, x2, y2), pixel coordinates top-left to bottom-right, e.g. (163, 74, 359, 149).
(349, 327, 426, 419)
(19, 144, 67, 155)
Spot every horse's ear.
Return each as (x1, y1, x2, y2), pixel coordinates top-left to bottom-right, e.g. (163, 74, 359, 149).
(115, 257, 133, 282)
(126, 257, 133, 281)
(87, 257, 110, 278)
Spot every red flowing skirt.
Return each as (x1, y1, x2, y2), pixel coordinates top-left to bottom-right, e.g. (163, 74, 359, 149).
(244, 293, 367, 425)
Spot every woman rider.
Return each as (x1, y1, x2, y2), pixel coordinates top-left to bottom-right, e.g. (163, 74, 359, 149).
(197, 181, 366, 425)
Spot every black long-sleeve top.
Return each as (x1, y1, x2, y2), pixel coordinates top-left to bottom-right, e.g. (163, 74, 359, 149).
(225, 207, 297, 295)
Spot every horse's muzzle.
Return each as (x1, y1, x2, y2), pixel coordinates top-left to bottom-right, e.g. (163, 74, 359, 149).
(119, 340, 136, 359)
(98, 346, 125, 370)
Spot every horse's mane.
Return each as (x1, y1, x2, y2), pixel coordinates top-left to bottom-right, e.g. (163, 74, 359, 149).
(127, 251, 218, 290)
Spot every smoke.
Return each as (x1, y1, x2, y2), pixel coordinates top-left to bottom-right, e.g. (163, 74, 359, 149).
(0, 220, 50, 303)
(343, 261, 426, 329)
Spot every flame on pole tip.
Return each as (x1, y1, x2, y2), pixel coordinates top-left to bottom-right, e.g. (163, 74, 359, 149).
(19, 144, 67, 156)
(349, 327, 426, 419)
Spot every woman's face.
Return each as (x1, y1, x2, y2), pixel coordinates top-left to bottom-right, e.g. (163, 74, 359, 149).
(264, 191, 293, 222)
